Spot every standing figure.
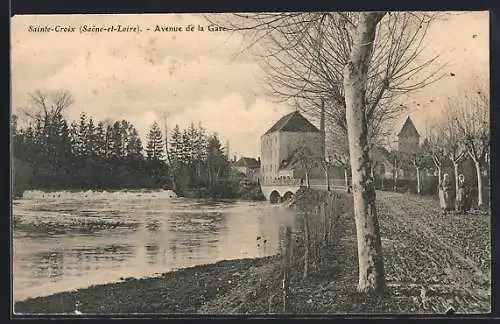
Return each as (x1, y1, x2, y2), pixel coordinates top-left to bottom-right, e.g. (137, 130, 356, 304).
(456, 174, 472, 213)
(439, 173, 454, 215)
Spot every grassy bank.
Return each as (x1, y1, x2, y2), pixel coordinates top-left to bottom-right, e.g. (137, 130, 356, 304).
(14, 257, 277, 314)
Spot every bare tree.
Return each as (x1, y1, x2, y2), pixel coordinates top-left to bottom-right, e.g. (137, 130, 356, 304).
(441, 102, 468, 200)
(451, 82, 490, 207)
(22, 89, 74, 123)
(213, 13, 445, 145)
(289, 144, 321, 188)
(342, 12, 387, 293)
(327, 123, 351, 191)
(208, 11, 446, 294)
(408, 147, 427, 195)
(423, 125, 448, 192)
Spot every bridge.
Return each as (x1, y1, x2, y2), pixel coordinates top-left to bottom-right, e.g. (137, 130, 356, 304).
(260, 178, 347, 203)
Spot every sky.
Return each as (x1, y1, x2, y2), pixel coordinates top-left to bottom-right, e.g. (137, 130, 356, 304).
(11, 12, 489, 158)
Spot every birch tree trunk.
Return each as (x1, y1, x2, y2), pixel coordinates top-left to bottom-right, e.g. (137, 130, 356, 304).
(437, 165, 442, 194)
(343, 12, 386, 293)
(416, 167, 421, 195)
(474, 160, 483, 206)
(453, 161, 459, 200)
(344, 168, 349, 192)
(393, 160, 398, 191)
(303, 214, 310, 278)
(305, 171, 310, 188)
(325, 167, 331, 191)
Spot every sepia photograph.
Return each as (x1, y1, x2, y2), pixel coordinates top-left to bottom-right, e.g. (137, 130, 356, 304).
(11, 11, 490, 315)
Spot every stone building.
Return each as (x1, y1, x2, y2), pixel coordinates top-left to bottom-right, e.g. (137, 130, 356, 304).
(260, 110, 324, 183)
(232, 157, 261, 183)
(372, 116, 427, 181)
(396, 116, 421, 154)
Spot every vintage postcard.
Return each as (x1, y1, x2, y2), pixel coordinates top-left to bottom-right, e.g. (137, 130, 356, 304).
(11, 12, 490, 316)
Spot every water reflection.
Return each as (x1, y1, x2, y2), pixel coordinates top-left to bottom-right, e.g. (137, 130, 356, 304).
(145, 243, 160, 265)
(30, 251, 65, 280)
(12, 190, 296, 302)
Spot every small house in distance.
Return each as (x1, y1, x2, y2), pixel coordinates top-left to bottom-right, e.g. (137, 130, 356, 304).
(233, 157, 261, 183)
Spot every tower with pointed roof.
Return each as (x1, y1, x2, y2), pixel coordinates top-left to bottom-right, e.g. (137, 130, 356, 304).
(397, 116, 420, 154)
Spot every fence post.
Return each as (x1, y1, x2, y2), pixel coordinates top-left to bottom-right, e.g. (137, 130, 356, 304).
(282, 226, 292, 313)
(303, 212, 310, 279)
(329, 195, 336, 243)
(323, 200, 329, 244)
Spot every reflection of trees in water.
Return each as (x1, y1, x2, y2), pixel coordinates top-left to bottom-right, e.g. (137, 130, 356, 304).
(73, 244, 134, 267)
(167, 211, 228, 257)
(14, 220, 139, 236)
(145, 219, 161, 232)
(145, 243, 160, 264)
(30, 251, 65, 281)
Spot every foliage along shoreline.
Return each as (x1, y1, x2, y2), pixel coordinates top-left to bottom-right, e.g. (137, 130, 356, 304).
(11, 101, 265, 201)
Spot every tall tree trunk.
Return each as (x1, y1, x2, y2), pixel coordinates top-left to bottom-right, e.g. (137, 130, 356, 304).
(393, 160, 398, 191)
(436, 165, 442, 194)
(305, 171, 310, 188)
(344, 167, 349, 192)
(416, 167, 421, 195)
(325, 167, 331, 191)
(343, 12, 386, 294)
(474, 160, 483, 207)
(303, 214, 310, 278)
(453, 161, 459, 201)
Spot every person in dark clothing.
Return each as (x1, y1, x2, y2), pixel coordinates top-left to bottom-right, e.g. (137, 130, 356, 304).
(439, 173, 454, 215)
(456, 174, 472, 213)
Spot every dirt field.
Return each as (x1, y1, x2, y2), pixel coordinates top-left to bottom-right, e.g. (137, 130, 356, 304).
(13, 190, 491, 315)
(376, 191, 491, 313)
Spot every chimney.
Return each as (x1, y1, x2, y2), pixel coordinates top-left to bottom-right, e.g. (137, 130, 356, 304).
(320, 98, 326, 159)
(233, 155, 237, 162)
(257, 157, 261, 166)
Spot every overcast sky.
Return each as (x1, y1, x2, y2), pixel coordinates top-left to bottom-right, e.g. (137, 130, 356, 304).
(11, 12, 488, 158)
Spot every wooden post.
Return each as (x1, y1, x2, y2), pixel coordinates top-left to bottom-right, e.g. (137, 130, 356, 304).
(282, 226, 292, 313)
(329, 195, 336, 242)
(323, 200, 329, 244)
(303, 213, 310, 278)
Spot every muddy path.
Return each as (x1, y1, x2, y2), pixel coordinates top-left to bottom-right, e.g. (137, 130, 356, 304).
(376, 191, 491, 313)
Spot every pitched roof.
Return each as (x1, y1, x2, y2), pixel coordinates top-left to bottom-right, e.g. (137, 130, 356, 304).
(264, 111, 320, 135)
(234, 157, 260, 168)
(397, 116, 420, 138)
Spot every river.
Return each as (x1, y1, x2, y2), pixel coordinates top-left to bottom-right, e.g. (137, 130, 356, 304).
(12, 189, 296, 302)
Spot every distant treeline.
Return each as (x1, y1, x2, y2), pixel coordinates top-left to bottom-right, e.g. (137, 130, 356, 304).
(11, 111, 238, 198)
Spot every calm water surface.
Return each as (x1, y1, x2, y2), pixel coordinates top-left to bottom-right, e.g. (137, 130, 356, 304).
(12, 189, 296, 302)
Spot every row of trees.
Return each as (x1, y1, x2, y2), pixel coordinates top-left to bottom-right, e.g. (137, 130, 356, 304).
(167, 122, 235, 196)
(292, 82, 489, 207)
(422, 83, 489, 205)
(12, 90, 233, 197)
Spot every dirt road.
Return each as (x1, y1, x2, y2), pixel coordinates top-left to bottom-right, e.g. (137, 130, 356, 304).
(376, 191, 491, 313)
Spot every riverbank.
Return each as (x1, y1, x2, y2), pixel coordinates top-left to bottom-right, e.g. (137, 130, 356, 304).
(14, 257, 278, 314)
(181, 182, 266, 201)
(13, 188, 490, 315)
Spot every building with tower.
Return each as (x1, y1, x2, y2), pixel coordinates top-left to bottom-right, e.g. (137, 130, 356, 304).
(396, 116, 421, 154)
